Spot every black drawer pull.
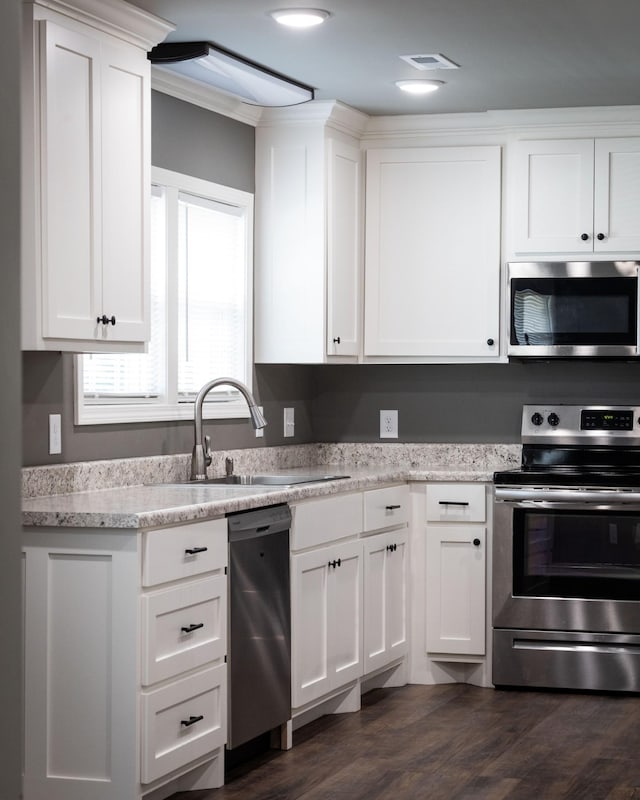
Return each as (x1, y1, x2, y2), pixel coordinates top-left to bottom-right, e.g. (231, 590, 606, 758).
(385, 504, 401, 510)
(328, 558, 343, 569)
(184, 546, 208, 555)
(386, 543, 398, 552)
(438, 501, 469, 506)
(180, 715, 204, 728)
(181, 623, 204, 634)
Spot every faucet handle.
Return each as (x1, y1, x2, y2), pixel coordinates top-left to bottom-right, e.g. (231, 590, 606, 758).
(225, 457, 234, 476)
(204, 435, 212, 467)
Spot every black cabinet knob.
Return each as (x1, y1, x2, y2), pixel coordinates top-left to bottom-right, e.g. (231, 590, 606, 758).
(580, 233, 589, 241)
(473, 538, 481, 547)
(597, 233, 605, 241)
(486, 338, 494, 346)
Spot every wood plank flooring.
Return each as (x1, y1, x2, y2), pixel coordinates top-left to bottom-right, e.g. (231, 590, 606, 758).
(170, 684, 640, 800)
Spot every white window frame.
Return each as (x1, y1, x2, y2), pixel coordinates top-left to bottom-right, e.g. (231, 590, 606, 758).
(75, 167, 254, 425)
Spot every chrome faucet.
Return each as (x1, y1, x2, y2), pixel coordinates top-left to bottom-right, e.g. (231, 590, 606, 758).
(190, 377, 267, 481)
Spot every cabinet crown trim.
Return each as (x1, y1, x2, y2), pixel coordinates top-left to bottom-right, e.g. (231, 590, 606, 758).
(28, 0, 175, 49)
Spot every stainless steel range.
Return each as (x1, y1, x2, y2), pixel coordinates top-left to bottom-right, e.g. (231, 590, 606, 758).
(493, 404, 640, 692)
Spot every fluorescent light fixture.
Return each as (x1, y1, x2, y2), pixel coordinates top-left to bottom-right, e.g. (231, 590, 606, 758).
(148, 42, 314, 106)
(395, 79, 444, 95)
(270, 8, 330, 28)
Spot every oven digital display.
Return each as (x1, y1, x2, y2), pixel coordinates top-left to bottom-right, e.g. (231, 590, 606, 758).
(581, 409, 634, 430)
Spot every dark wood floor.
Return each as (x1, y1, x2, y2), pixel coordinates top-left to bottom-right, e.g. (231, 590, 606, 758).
(171, 684, 640, 800)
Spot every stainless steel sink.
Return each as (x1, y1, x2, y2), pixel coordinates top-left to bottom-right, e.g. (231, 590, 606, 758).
(188, 473, 350, 487)
(154, 473, 350, 488)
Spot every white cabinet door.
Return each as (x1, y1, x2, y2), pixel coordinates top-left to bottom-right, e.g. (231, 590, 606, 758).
(326, 138, 362, 357)
(425, 524, 486, 656)
(364, 146, 501, 359)
(254, 106, 363, 364)
(291, 539, 363, 708)
(22, 5, 160, 352)
(363, 529, 408, 674)
(594, 138, 640, 252)
(100, 40, 150, 343)
(512, 139, 595, 254)
(40, 20, 102, 342)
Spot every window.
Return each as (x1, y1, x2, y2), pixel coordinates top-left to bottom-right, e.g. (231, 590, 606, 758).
(75, 167, 254, 424)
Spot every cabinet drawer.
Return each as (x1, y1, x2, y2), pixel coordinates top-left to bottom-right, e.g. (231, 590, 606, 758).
(363, 485, 409, 532)
(291, 492, 363, 551)
(141, 664, 226, 784)
(142, 519, 227, 587)
(141, 575, 226, 686)
(426, 483, 486, 522)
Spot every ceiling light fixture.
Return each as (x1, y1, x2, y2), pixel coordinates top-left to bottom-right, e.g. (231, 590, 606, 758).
(148, 41, 314, 106)
(395, 79, 444, 95)
(270, 8, 330, 28)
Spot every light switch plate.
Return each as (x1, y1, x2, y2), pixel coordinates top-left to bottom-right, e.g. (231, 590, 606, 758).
(284, 407, 295, 438)
(49, 413, 62, 454)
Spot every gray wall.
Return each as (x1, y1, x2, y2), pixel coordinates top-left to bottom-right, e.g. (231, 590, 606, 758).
(310, 361, 640, 443)
(22, 92, 315, 466)
(1, 0, 23, 794)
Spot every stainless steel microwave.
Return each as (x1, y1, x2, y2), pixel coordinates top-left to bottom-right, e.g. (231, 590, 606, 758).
(507, 261, 640, 358)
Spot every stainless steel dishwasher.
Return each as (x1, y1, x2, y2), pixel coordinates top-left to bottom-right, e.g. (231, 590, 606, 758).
(227, 503, 291, 750)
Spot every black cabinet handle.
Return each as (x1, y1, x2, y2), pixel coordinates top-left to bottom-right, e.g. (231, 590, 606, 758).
(185, 546, 208, 555)
(385, 504, 401, 510)
(328, 558, 343, 569)
(333, 336, 341, 344)
(486, 338, 494, 346)
(386, 543, 398, 552)
(580, 233, 589, 241)
(96, 314, 116, 326)
(473, 538, 481, 547)
(438, 501, 469, 506)
(181, 623, 204, 634)
(337, 558, 341, 567)
(180, 715, 204, 727)
(597, 233, 605, 241)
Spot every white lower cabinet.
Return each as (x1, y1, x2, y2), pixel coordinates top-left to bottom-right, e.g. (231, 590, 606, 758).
(23, 517, 228, 800)
(362, 485, 409, 675)
(425, 483, 487, 656)
(363, 528, 409, 674)
(291, 538, 363, 708)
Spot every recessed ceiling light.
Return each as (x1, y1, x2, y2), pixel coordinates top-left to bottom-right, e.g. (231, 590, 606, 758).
(395, 79, 444, 95)
(270, 8, 330, 28)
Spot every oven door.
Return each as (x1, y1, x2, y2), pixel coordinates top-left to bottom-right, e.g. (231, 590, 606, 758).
(507, 261, 639, 358)
(493, 487, 640, 634)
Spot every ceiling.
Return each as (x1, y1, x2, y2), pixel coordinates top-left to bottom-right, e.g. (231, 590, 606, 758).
(130, 0, 640, 117)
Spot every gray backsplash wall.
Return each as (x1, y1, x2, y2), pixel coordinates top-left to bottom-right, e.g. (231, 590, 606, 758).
(22, 92, 314, 466)
(310, 362, 640, 443)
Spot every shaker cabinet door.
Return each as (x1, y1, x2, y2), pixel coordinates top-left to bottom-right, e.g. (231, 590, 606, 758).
(364, 146, 501, 359)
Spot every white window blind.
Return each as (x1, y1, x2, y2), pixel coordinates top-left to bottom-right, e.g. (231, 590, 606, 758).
(75, 169, 254, 425)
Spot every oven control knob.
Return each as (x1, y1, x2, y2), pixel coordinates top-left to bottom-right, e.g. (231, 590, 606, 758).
(531, 412, 544, 426)
(548, 412, 560, 427)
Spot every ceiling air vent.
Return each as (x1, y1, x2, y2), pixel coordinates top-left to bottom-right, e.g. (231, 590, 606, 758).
(399, 53, 460, 71)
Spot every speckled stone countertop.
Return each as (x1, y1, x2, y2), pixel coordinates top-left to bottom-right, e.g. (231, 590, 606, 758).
(22, 443, 520, 530)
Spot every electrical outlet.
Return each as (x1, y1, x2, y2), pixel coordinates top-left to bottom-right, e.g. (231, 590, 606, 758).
(380, 409, 398, 439)
(255, 406, 264, 437)
(49, 413, 62, 455)
(284, 407, 295, 438)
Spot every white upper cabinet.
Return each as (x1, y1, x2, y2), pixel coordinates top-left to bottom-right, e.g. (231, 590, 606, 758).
(512, 137, 640, 254)
(364, 145, 502, 361)
(21, 0, 173, 352)
(254, 102, 367, 363)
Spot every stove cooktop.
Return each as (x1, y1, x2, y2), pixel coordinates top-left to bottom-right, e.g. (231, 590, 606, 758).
(495, 404, 640, 488)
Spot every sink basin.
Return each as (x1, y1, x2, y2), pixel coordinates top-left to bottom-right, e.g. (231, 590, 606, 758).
(169, 473, 350, 487)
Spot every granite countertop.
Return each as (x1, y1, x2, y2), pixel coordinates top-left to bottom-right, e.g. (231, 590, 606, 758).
(22, 443, 521, 530)
(22, 463, 503, 530)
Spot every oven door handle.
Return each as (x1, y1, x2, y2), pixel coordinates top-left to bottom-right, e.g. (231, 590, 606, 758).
(495, 487, 640, 505)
